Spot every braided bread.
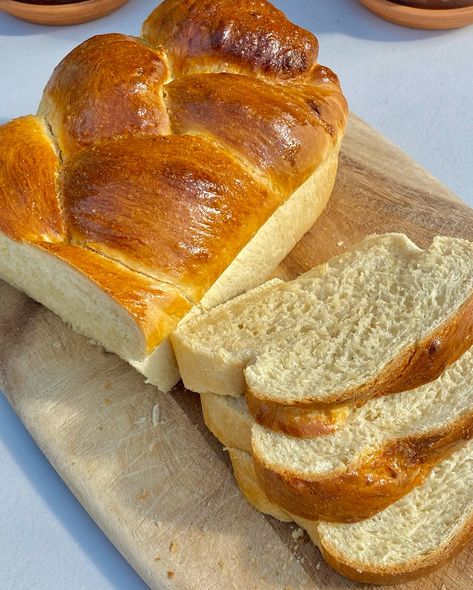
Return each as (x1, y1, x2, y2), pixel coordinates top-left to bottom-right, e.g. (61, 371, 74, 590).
(0, 0, 347, 391)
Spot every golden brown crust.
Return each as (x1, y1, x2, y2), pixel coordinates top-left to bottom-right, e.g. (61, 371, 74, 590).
(166, 72, 336, 196)
(142, 0, 318, 79)
(246, 394, 352, 438)
(37, 243, 192, 354)
(0, 116, 64, 242)
(63, 134, 279, 302)
(379, 293, 473, 396)
(39, 34, 171, 158)
(254, 412, 473, 523)
(246, 292, 473, 430)
(292, 66, 349, 137)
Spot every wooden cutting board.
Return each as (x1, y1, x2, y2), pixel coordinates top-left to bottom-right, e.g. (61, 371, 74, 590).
(1, 114, 473, 590)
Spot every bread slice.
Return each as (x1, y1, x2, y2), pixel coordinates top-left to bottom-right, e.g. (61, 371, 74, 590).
(173, 234, 473, 434)
(202, 348, 473, 521)
(229, 445, 473, 585)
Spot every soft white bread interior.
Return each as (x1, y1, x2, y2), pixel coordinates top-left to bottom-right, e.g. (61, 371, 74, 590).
(0, 235, 147, 362)
(173, 234, 473, 411)
(229, 444, 473, 585)
(0, 230, 189, 392)
(255, 345, 473, 476)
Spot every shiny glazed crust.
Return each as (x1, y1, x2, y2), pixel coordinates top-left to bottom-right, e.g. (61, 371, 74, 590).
(142, 0, 319, 78)
(0, 116, 64, 242)
(38, 34, 171, 159)
(0, 0, 347, 388)
(63, 134, 278, 302)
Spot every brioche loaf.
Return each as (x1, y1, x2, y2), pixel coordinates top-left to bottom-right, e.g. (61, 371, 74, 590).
(229, 444, 473, 585)
(173, 234, 473, 434)
(0, 0, 347, 391)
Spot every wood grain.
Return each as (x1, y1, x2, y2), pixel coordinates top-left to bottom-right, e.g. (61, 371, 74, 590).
(1, 113, 473, 589)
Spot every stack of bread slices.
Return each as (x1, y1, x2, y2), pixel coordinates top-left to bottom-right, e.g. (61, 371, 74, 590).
(171, 233, 473, 584)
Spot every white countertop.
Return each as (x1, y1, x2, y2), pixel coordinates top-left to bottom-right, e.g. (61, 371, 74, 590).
(0, 1, 472, 588)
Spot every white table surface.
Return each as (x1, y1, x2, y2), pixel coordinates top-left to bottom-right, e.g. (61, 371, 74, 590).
(0, 1, 472, 588)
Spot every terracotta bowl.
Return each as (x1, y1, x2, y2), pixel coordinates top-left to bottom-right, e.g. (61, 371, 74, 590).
(359, 0, 473, 28)
(393, 1, 473, 7)
(0, 0, 130, 25)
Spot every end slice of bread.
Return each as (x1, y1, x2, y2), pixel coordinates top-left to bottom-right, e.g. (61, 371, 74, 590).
(173, 234, 473, 435)
(229, 445, 473, 585)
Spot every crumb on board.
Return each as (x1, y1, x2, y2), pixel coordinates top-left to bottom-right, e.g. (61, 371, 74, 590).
(167, 570, 175, 579)
(218, 560, 224, 568)
(316, 562, 321, 570)
(336, 240, 344, 247)
(103, 398, 112, 406)
(152, 403, 161, 426)
(136, 489, 150, 502)
(291, 527, 304, 541)
(148, 441, 159, 452)
(154, 555, 161, 561)
(169, 541, 178, 554)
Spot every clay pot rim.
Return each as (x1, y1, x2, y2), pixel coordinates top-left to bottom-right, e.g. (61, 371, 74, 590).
(359, 0, 473, 29)
(0, 0, 130, 26)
